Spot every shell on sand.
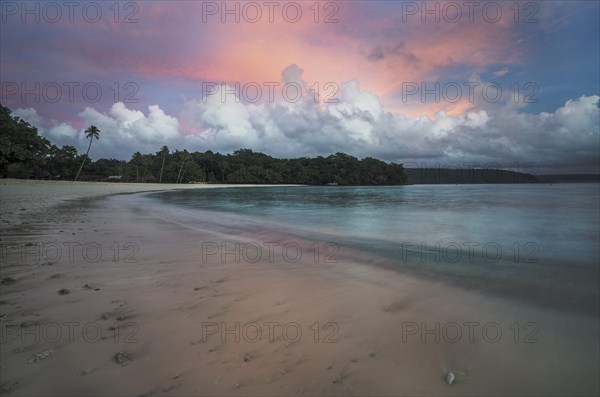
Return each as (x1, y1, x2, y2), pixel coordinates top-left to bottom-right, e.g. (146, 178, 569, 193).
(445, 372, 456, 385)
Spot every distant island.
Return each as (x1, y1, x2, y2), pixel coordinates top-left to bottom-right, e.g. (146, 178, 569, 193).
(404, 168, 538, 184)
(535, 174, 600, 183)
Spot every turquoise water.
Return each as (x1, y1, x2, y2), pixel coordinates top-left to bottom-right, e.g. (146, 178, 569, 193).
(148, 183, 600, 314)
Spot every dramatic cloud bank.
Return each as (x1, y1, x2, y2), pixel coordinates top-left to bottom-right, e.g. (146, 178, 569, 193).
(15, 66, 599, 174)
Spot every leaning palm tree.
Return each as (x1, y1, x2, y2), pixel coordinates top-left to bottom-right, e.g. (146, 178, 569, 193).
(141, 154, 152, 183)
(74, 125, 100, 181)
(159, 145, 169, 183)
(179, 154, 191, 184)
(176, 150, 189, 184)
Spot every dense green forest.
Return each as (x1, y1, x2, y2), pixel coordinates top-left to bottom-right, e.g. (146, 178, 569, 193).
(0, 105, 407, 185)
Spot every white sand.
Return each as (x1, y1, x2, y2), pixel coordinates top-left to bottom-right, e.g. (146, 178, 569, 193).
(1, 180, 598, 396)
(0, 179, 290, 226)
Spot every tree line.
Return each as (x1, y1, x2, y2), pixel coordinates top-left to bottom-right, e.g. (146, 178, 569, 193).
(0, 105, 408, 185)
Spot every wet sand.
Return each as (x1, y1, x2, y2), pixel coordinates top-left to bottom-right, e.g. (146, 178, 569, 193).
(0, 179, 287, 226)
(1, 180, 598, 396)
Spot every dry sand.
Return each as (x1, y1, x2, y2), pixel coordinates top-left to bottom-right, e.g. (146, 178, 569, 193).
(1, 179, 598, 396)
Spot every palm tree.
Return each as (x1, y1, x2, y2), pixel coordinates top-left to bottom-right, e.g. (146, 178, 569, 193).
(179, 154, 191, 183)
(159, 145, 169, 183)
(131, 152, 142, 182)
(141, 154, 152, 183)
(176, 150, 189, 184)
(74, 125, 100, 181)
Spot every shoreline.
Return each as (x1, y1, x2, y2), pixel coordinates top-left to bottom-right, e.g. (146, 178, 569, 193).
(1, 182, 598, 396)
(145, 186, 600, 318)
(0, 178, 301, 227)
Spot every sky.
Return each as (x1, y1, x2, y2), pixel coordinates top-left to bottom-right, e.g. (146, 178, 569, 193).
(1, 0, 599, 174)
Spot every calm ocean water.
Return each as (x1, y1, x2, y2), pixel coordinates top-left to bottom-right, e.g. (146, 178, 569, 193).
(147, 183, 600, 314)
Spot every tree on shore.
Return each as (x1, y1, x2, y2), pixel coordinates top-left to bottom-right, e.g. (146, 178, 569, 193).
(0, 105, 52, 178)
(176, 150, 190, 183)
(159, 145, 169, 183)
(74, 125, 100, 181)
(131, 152, 143, 182)
(141, 154, 152, 183)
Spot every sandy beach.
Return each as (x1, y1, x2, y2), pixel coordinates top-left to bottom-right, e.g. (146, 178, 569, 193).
(0, 179, 282, 227)
(1, 179, 598, 396)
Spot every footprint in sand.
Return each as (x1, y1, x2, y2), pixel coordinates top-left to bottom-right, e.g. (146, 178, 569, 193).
(28, 349, 54, 363)
(0, 380, 20, 394)
(113, 351, 133, 366)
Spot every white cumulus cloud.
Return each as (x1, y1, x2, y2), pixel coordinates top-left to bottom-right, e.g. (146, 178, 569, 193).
(13, 66, 600, 174)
